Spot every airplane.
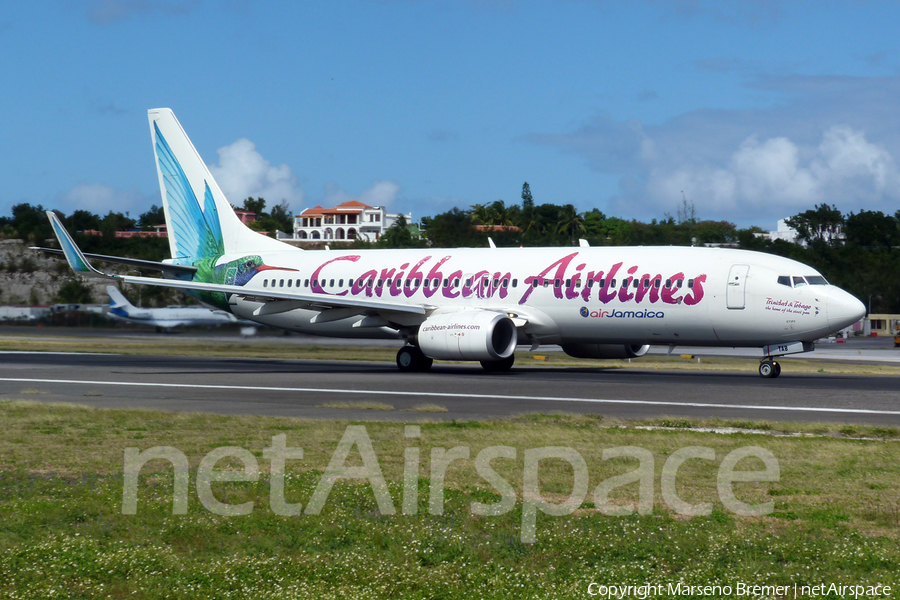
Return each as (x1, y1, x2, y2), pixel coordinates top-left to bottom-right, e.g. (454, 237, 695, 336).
(43, 108, 866, 378)
(106, 285, 240, 331)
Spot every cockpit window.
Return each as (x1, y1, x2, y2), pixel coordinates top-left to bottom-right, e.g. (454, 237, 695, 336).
(805, 275, 828, 285)
(792, 276, 807, 288)
(777, 276, 792, 287)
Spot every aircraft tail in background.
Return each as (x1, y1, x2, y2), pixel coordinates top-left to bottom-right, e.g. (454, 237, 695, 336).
(107, 286, 131, 310)
(147, 108, 293, 262)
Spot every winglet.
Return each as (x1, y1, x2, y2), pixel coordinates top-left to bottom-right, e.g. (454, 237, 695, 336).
(46, 211, 113, 279)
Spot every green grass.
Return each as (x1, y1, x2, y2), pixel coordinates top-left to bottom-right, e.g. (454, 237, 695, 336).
(1, 401, 899, 598)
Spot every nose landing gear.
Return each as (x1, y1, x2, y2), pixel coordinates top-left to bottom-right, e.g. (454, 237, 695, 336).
(758, 359, 781, 378)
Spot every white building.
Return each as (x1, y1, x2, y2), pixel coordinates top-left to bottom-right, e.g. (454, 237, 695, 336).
(283, 200, 412, 243)
(757, 219, 802, 245)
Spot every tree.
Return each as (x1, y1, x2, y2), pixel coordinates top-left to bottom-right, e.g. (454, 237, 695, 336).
(269, 200, 294, 234)
(470, 203, 492, 226)
(243, 197, 266, 218)
(138, 205, 166, 231)
(556, 204, 585, 242)
(785, 204, 844, 246)
(11, 203, 53, 243)
(521, 182, 533, 209)
(843, 210, 898, 248)
(377, 215, 420, 248)
(56, 278, 94, 304)
(422, 208, 486, 248)
(100, 211, 136, 240)
(68, 209, 101, 232)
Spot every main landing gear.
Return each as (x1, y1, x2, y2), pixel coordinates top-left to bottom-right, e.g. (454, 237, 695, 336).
(758, 359, 781, 379)
(396, 345, 433, 372)
(480, 354, 515, 372)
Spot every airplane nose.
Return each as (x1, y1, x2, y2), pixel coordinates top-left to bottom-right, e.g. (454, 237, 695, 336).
(827, 289, 866, 330)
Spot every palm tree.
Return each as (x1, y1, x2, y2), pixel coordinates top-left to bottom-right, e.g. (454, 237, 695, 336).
(470, 203, 492, 226)
(556, 204, 585, 242)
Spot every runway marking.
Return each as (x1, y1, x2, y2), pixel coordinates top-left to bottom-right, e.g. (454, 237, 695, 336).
(2, 377, 900, 416)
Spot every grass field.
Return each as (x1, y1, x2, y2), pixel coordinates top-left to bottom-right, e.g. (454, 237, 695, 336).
(1, 400, 899, 599)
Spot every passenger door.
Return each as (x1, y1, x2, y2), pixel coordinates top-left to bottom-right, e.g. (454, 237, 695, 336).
(726, 264, 749, 309)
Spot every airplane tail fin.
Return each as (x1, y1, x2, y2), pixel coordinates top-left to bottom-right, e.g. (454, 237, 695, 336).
(107, 286, 131, 309)
(147, 109, 294, 262)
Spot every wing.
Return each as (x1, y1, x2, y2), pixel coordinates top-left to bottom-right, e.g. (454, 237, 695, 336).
(46, 211, 426, 318)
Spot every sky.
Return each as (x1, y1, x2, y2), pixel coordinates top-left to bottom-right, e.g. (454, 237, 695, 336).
(2, 0, 900, 231)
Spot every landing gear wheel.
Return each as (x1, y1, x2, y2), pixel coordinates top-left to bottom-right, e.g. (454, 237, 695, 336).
(480, 354, 515, 372)
(396, 346, 433, 372)
(759, 360, 781, 379)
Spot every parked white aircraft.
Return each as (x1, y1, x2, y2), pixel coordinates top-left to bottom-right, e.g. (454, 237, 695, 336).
(45, 108, 866, 377)
(106, 286, 239, 331)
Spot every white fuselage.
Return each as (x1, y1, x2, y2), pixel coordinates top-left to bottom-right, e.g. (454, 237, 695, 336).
(220, 245, 864, 347)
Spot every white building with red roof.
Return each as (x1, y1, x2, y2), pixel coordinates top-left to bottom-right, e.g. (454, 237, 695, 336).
(287, 200, 411, 243)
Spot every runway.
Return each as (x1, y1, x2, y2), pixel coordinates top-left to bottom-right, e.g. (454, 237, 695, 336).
(1, 351, 899, 425)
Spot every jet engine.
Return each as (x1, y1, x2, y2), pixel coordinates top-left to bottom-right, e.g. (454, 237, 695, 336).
(561, 343, 651, 359)
(418, 310, 518, 361)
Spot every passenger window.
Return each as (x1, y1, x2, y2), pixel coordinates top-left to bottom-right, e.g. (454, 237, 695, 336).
(493, 278, 499, 287)
(501, 279, 508, 288)
(304, 279, 309, 287)
(377, 279, 383, 287)
(643, 279, 650, 288)
(263, 279, 268, 288)
(575, 280, 581, 288)
(587, 280, 594, 288)
(543, 280, 550, 287)
(610, 279, 616, 288)
(339, 279, 343, 287)
(512, 279, 517, 287)
(654, 279, 661, 289)
(793, 276, 807, 287)
(367, 280, 373, 288)
(632, 279, 638, 289)
(665, 279, 671, 288)
(554, 279, 561, 288)
(287, 280, 292, 288)
(405, 280, 411, 288)
(688, 279, 694, 289)
(279, 279, 284, 287)
(676, 280, 683, 288)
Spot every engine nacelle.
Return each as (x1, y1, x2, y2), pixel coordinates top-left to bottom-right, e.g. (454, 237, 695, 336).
(418, 310, 518, 361)
(561, 343, 651, 360)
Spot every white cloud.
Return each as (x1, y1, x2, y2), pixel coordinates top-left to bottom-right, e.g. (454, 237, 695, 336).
(57, 183, 149, 216)
(313, 180, 401, 209)
(207, 138, 305, 210)
(528, 75, 900, 224)
(645, 126, 898, 217)
(360, 180, 401, 207)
